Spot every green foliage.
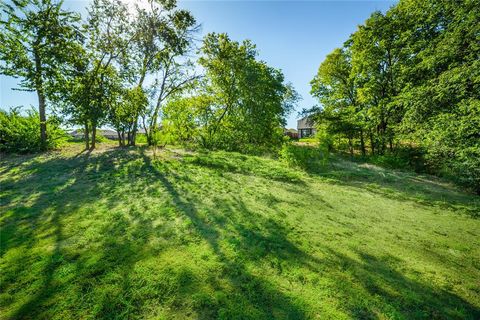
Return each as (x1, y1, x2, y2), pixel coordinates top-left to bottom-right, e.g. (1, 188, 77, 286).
(162, 95, 210, 146)
(191, 33, 298, 152)
(310, 0, 480, 192)
(297, 137, 318, 143)
(108, 86, 148, 146)
(0, 108, 66, 153)
(135, 133, 148, 144)
(419, 101, 480, 193)
(1, 144, 478, 319)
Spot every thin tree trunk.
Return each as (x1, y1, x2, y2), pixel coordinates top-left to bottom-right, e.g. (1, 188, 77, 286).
(84, 121, 90, 150)
(360, 129, 366, 156)
(370, 131, 375, 156)
(91, 124, 97, 149)
(117, 131, 123, 147)
(37, 91, 47, 149)
(348, 137, 354, 157)
(130, 121, 137, 146)
(34, 47, 47, 149)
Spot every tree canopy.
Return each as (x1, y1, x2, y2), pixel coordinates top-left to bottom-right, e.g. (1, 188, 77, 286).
(309, 0, 480, 192)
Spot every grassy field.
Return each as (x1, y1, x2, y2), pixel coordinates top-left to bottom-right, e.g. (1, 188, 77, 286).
(1, 142, 479, 319)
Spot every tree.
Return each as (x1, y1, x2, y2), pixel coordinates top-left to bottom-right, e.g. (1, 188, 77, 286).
(310, 47, 367, 156)
(130, 0, 198, 146)
(309, 0, 480, 192)
(0, 0, 80, 149)
(108, 86, 148, 146)
(194, 33, 297, 151)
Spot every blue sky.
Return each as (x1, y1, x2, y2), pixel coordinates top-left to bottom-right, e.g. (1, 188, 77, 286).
(0, 0, 395, 129)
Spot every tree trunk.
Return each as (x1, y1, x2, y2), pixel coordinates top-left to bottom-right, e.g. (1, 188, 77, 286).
(91, 124, 97, 149)
(348, 137, 354, 157)
(360, 129, 366, 156)
(127, 130, 131, 146)
(370, 131, 375, 155)
(37, 90, 47, 149)
(34, 47, 47, 149)
(130, 121, 137, 146)
(84, 121, 90, 150)
(117, 131, 123, 147)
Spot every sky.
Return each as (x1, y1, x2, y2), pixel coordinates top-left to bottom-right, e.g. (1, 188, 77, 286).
(0, 0, 396, 129)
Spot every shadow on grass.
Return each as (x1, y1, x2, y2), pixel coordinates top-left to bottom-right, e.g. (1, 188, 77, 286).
(182, 151, 306, 185)
(323, 249, 480, 319)
(305, 155, 480, 217)
(1, 148, 146, 319)
(1, 146, 478, 319)
(139, 149, 309, 319)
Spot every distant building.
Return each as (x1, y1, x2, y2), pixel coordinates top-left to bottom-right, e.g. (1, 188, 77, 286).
(284, 128, 298, 139)
(297, 116, 316, 138)
(69, 129, 118, 140)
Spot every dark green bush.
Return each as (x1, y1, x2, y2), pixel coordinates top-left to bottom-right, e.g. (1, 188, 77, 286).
(0, 107, 66, 153)
(367, 147, 426, 172)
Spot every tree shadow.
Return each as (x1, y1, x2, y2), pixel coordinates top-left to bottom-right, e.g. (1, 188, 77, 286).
(182, 151, 306, 185)
(139, 149, 309, 319)
(1, 147, 157, 319)
(2, 147, 479, 319)
(322, 248, 480, 319)
(305, 156, 480, 217)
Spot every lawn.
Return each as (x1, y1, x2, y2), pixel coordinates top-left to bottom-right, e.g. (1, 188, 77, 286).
(1, 143, 479, 319)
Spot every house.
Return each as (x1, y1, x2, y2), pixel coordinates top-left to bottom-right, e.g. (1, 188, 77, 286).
(69, 129, 119, 140)
(99, 129, 118, 140)
(297, 116, 316, 138)
(284, 128, 298, 139)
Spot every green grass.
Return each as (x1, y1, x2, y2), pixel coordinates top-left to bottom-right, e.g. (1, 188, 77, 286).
(1, 143, 479, 319)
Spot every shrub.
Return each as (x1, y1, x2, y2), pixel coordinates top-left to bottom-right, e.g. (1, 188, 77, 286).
(135, 133, 148, 144)
(367, 147, 426, 172)
(0, 107, 66, 153)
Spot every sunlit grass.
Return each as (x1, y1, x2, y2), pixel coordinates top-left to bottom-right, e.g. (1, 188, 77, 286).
(1, 143, 479, 319)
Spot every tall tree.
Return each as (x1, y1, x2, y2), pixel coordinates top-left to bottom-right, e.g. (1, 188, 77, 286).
(310, 47, 367, 155)
(77, 0, 134, 149)
(195, 33, 298, 151)
(310, 0, 480, 192)
(0, 0, 80, 149)
(130, 0, 198, 146)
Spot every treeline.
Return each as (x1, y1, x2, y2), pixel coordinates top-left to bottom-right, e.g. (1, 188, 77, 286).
(0, 0, 295, 152)
(309, 0, 480, 192)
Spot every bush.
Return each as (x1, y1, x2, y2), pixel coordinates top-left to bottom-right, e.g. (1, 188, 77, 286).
(367, 147, 426, 172)
(135, 133, 148, 144)
(279, 143, 328, 171)
(0, 107, 66, 153)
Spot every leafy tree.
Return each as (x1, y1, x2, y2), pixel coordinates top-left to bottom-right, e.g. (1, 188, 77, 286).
(310, 47, 366, 156)
(162, 93, 214, 147)
(0, 0, 80, 149)
(130, 0, 198, 146)
(109, 86, 148, 146)
(309, 0, 480, 192)
(196, 33, 297, 151)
